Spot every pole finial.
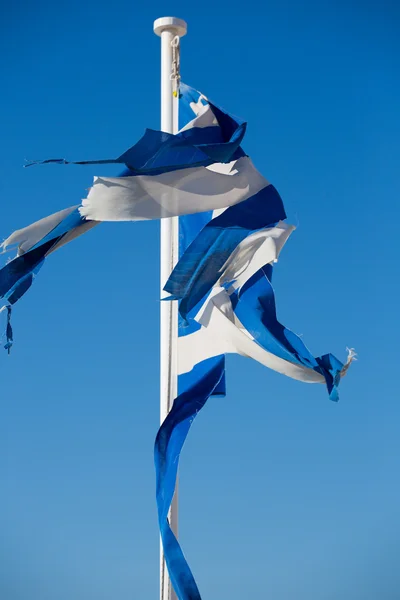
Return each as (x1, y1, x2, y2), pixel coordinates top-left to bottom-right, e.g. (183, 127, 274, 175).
(153, 17, 187, 38)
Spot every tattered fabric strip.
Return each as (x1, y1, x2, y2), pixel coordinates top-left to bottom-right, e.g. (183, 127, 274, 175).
(231, 265, 346, 399)
(79, 157, 267, 222)
(2, 305, 13, 353)
(178, 261, 354, 401)
(164, 183, 287, 321)
(25, 91, 246, 173)
(155, 356, 225, 600)
(0, 208, 97, 342)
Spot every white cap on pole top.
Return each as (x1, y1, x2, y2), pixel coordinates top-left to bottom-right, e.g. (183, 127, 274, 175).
(153, 16, 187, 37)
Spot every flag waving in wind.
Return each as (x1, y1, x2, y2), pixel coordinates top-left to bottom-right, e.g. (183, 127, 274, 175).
(0, 83, 354, 600)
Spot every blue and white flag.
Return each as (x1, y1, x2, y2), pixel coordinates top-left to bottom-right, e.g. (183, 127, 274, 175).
(1, 83, 354, 600)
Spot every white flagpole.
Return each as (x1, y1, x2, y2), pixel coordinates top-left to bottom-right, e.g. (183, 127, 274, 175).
(153, 16, 187, 600)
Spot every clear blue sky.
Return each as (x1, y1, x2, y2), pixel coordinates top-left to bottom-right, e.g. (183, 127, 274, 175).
(1, 1, 399, 599)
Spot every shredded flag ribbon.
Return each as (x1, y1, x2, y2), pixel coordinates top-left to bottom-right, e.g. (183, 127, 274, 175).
(1, 305, 13, 353)
(0, 83, 355, 600)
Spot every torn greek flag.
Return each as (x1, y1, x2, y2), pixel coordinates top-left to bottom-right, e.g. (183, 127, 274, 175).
(1, 82, 354, 600)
